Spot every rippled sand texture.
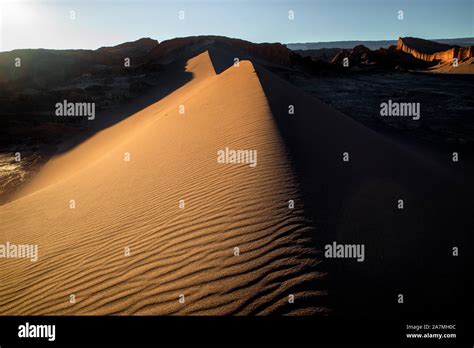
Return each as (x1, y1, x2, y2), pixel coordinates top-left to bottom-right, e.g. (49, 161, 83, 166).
(0, 52, 328, 315)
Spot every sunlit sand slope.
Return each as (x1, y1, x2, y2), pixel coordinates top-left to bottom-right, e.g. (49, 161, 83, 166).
(0, 52, 327, 315)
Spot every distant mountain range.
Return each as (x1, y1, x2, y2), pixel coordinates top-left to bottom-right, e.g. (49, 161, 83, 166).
(286, 38, 474, 50)
(294, 37, 474, 74)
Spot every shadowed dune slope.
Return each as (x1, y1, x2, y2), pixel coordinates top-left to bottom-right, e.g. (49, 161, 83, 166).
(255, 63, 472, 318)
(0, 52, 328, 315)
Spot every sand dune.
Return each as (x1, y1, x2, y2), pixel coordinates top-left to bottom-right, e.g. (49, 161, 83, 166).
(0, 51, 328, 315)
(255, 63, 471, 317)
(1, 47, 470, 318)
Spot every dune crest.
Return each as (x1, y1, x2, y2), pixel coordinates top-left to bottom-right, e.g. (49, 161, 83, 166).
(0, 52, 327, 315)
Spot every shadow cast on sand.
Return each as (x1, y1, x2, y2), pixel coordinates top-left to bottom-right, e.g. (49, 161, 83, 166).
(253, 62, 472, 320)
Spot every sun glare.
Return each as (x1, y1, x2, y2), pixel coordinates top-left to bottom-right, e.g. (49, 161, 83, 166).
(3, 0, 38, 36)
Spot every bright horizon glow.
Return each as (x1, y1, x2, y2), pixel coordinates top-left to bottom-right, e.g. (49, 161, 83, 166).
(1, 0, 473, 52)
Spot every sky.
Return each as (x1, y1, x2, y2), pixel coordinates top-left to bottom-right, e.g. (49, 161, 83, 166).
(0, 0, 473, 51)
